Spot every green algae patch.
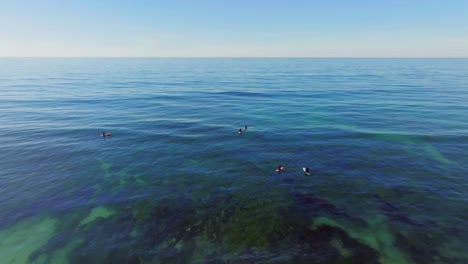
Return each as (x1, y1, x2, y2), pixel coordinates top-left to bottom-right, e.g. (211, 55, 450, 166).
(80, 206, 116, 226)
(99, 161, 112, 177)
(422, 144, 455, 165)
(35, 238, 83, 264)
(212, 191, 291, 252)
(0, 217, 57, 264)
(190, 235, 217, 263)
(218, 203, 284, 250)
(371, 132, 455, 164)
(330, 238, 352, 258)
(311, 216, 413, 264)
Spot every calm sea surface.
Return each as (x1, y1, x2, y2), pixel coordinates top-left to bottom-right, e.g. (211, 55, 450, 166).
(0, 58, 467, 263)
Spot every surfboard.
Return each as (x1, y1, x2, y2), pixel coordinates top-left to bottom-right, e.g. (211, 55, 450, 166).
(303, 167, 310, 175)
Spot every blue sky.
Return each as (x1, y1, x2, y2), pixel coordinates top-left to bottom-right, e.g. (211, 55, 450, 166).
(1, 0, 467, 57)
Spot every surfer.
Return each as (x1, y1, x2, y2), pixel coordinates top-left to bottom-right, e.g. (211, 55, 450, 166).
(101, 131, 112, 137)
(303, 167, 310, 175)
(276, 164, 284, 173)
(245, 125, 248, 130)
(238, 128, 243, 135)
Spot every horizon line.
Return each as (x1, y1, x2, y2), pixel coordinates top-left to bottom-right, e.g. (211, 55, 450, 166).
(1, 56, 467, 59)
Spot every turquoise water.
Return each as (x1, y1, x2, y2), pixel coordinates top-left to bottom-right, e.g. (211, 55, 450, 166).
(0, 58, 467, 263)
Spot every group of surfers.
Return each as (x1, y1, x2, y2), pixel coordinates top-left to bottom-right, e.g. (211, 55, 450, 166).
(238, 125, 248, 135)
(100, 125, 311, 175)
(238, 125, 311, 175)
(276, 164, 310, 175)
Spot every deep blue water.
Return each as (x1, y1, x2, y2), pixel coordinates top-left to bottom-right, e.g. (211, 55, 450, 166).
(0, 58, 467, 263)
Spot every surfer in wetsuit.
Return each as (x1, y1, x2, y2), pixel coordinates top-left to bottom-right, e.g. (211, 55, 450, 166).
(277, 164, 284, 173)
(101, 131, 106, 138)
(245, 125, 248, 130)
(304, 167, 310, 174)
(238, 128, 243, 135)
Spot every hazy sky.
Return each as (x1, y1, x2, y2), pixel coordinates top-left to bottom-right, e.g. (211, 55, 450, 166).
(1, 0, 467, 57)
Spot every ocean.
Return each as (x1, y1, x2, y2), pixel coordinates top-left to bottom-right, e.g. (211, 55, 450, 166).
(0, 58, 467, 263)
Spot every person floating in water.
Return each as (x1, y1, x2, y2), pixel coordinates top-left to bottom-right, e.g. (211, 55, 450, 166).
(245, 125, 248, 130)
(276, 164, 284, 173)
(303, 167, 310, 175)
(101, 131, 112, 138)
(238, 128, 243, 135)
